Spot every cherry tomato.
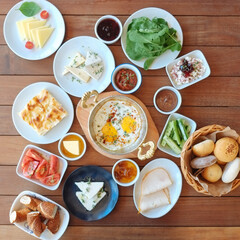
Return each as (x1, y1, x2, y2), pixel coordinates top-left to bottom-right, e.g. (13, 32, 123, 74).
(21, 156, 35, 169)
(22, 160, 39, 178)
(26, 149, 43, 162)
(40, 173, 60, 186)
(25, 41, 34, 49)
(35, 159, 49, 179)
(40, 10, 49, 19)
(49, 155, 59, 175)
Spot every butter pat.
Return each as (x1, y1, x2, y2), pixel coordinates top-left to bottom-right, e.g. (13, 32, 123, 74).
(63, 140, 80, 155)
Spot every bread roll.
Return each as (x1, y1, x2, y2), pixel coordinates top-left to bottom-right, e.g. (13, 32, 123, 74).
(190, 155, 217, 169)
(20, 195, 42, 211)
(46, 210, 60, 234)
(10, 208, 31, 223)
(38, 201, 58, 219)
(192, 139, 215, 157)
(214, 137, 239, 163)
(222, 157, 240, 183)
(201, 163, 222, 183)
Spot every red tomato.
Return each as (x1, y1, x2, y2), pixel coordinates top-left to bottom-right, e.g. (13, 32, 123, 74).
(35, 159, 49, 179)
(21, 156, 35, 169)
(40, 10, 49, 19)
(49, 155, 59, 175)
(22, 160, 39, 178)
(40, 173, 60, 186)
(25, 41, 34, 49)
(26, 149, 43, 162)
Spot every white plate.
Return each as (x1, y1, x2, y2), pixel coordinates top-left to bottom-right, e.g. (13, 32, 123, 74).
(16, 145, 68, 190)
(158, 113, 197, 158)
(12, 82, 74, 144)
(133, 158, 182, 218)
(166, 50, 211, 90)
(53, 36, 115, 97)
(3, 0, 65, 60)
(121, 7, 183, 70)
(9, 190, 70, 240)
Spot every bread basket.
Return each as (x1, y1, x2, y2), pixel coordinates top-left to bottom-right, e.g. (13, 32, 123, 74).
(181, 124, 240, 196)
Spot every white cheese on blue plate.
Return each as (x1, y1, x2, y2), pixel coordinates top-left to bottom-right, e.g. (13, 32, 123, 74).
(75, 181, 104, 199)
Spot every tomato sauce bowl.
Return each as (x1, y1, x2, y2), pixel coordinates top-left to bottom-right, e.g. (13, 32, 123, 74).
(16, 144, 68, 190)
(111, 63, 142, 94)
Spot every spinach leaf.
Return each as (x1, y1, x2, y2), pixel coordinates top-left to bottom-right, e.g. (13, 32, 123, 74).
(126, 16, 182, 70)
(18, 2, 41, 17)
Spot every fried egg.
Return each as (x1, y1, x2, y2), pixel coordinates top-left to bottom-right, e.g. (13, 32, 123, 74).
(93, 100, 141, 151)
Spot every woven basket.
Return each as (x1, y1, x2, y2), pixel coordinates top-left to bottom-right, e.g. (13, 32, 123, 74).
(180, 124, 240, 195)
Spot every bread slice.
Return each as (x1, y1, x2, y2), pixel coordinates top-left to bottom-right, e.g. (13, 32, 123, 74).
(38, 201, 58, 219)
(20, 195, 42, 211)
(29, 214, 46, 237)
(27, 211, 40, 226)
(46, 210, 60, 234)
(10, 208, 31, 223)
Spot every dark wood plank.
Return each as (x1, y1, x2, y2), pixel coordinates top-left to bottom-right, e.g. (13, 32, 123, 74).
(1, 0, 240, 16)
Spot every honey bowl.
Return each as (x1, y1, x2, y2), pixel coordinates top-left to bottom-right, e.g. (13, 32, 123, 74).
(112, 159, 140, 187)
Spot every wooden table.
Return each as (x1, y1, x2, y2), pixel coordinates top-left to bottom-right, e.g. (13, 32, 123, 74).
(1, 0, 240, 239)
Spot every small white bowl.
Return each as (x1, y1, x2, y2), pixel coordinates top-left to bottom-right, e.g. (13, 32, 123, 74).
(111, 63, 142, 94)
(166, 50, 211, 90)
(153, 86, 182, 115)
(112, 159, 140, 187)
(157, 113, 197, 158)
(58, 132, 86, 161)
(95, 15, 123, 44)
(16, 145, 68, 191)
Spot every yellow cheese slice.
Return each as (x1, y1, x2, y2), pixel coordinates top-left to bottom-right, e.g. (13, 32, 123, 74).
(65, 66, 91, 83)
(16, 17, 36, 40)
(27, 20, 47, 41)
(21, 19, 38, 40)
(63, 141, 80, 155)
(37, 27, 54, 48)
(31, 26, 48, 47)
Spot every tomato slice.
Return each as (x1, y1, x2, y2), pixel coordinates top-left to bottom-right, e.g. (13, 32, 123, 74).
(35, 159, 49, 179)
(22, 160, 39, 178)
(26, 149, 43, 162)
(25, 41, 34, 49)
(21, 156, 35, 169)
(40, 173, 60, 186)
(40, 10, 49, 19)
(49, 155, 59, 175)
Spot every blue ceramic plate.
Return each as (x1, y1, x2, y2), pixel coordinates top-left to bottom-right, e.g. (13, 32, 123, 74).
(63, 166, 119, 221)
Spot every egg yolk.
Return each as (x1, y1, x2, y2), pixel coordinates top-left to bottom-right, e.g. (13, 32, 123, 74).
(101, 122, 118, 143)
(121, 116, 136, 134)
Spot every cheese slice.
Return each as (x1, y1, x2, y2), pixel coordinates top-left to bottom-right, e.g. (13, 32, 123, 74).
(31, 26, 48, 47)
(27, 20, 47, 41)
(16, 18, 37, 40)
(63, 140, 79, 155)
(37, 27, 54, 48)
(62, 52, 86, 75)
(75, 182, 104, 199)
(139, 188, 170, 213)
(65, 66, 91, 83)
(76, 190, 106, 211)
(85, 51, 102, 66)
(83, 62, 104, 80)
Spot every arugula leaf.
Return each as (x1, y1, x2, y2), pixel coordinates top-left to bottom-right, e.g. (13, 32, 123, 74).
(126, 16, 182, 70)
(18, 2, 41, 17)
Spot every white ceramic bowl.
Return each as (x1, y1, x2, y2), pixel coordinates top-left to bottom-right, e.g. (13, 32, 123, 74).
(111, 63, 142, 94)
(112, 159, 140, 187)
(166, 50, 211, 90)
(94, 15, 123, 44)
(153, 86, 182, 114)
(16, 145, 68, 191)
(58, 132, 86, 161)
(157, 112, 197, 158)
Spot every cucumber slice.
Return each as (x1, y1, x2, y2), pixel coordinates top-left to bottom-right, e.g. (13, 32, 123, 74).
(172, 120, 181, 145)
(177, 119, 189, 141)
(163, 135, 182, 155)
(161, 121, 174, 147)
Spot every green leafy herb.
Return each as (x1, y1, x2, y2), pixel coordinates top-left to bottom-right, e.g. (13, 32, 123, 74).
(126, 17, 182, 70)
(18, 2, 41, 17)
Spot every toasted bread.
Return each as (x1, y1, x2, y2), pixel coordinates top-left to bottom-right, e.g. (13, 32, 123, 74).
(38, 201, 58, 219)
(10, 207, 31, 223)
(46, 210, 60, 234)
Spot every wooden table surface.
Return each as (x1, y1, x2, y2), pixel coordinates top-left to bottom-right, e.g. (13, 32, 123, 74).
(1, 0, 240, 239)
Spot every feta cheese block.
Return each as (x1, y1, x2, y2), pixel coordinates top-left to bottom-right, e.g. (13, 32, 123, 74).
(63, 52, 86, 75)
(85, 51, 102, 66)
(65, 66, 91, 83)
(83, 62, 104, 80)
(75, 181, 104, 199)
(76, 190, 106, 211)
(63, 140, 80, 155)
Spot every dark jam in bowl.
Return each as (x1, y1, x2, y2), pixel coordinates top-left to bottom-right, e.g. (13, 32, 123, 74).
(97, 18, 120, 41)
(156, 89, 178, 112)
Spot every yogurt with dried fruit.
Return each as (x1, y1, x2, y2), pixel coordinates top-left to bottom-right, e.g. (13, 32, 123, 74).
(170, 57, 205, 86)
